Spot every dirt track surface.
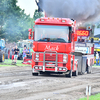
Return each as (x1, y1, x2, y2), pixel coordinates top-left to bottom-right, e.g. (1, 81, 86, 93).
(0, 66, 100, 100)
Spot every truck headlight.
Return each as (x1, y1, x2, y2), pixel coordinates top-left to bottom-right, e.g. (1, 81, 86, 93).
(35, 66, 38, 69)
(35, 53, 39, 61)
(39, 66, 42, 69)
(36, 53, 39, 57)
(63, 54, 68, 62)
(59, 68, 62, 70)
(63, 68, 66, 71)
(36, 54, 39, 58)
(63, 55, 67, 59)
(35, 58, 39, 61)
(63, 59, 67, 62)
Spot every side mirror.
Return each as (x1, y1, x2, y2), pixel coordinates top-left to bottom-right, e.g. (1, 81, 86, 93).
(74, 33, 77, 41)
(28, 29, 32, 39)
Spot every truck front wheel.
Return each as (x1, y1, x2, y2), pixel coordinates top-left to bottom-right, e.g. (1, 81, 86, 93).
(66, 70, 72, 78)
(65, 64, 72, 78)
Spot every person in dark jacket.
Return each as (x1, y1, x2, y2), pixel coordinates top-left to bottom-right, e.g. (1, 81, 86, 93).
(14, 46, 19, 63)
(78, 36, 85, 42)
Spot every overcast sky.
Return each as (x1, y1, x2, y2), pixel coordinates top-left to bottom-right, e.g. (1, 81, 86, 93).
(17, 0, 37, 17)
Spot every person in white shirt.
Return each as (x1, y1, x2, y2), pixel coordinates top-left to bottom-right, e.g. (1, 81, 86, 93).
(96, 52, 99, 65)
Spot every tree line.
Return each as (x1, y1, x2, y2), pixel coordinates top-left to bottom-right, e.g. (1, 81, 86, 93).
(0, 0, 42, 42)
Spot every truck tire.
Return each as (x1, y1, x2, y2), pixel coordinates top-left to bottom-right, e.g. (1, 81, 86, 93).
(65, 63, 72, 78)
(72, 66, 78, 76)
(32, 73, 38, 76)
(0, 51, 5, 62)
(66, 70, 72, 78)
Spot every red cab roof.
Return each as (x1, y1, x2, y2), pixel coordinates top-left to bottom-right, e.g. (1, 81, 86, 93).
(35, 17, 76, 26)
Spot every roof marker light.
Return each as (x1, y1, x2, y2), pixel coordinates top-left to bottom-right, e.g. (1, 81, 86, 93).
(62, 20, 66, 22)
(41, 19, 44, 21)
(72, 22, 74, 25)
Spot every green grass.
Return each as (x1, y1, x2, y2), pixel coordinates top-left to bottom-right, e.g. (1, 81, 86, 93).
(93, 64, 100, 67)
(79, 93, 100, 100)
(0, 59, 99, 68)
(0, 59, 30, 67)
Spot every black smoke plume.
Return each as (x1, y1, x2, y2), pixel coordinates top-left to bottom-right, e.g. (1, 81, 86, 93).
(39, 0, 100, 23)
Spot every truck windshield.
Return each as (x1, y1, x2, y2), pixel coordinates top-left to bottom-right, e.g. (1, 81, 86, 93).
(35, 25, 69, 43)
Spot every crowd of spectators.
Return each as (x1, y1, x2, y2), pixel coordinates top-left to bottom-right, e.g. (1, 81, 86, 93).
(12, 45, 33, 64)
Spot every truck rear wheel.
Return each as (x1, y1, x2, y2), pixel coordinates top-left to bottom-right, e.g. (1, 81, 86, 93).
(0, 51, 5, 62)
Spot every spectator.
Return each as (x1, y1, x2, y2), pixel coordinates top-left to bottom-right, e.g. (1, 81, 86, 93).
(27, 47, 30, 58)
(14, 46, 19, 64)
(96, 52, 99, 65)
(23, 46, 27, 61)
(78, 36, 85, 43)
(12, 47, 15, 62)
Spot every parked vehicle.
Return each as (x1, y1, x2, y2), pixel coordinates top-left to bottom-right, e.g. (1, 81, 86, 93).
(0, 39, 10, 62)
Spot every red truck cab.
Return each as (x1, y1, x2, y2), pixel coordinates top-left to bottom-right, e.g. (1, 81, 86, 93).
(30, 17, 78, 77)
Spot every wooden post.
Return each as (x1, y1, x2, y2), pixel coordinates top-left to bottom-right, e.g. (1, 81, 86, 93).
(86, 85, 91, 100)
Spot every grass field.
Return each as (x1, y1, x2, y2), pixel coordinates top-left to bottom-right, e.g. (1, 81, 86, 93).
(0, 59, 100, 67)
(79, 93, 100, 100)
(93, 64, 100, 67)
(0, 59, 30, 67)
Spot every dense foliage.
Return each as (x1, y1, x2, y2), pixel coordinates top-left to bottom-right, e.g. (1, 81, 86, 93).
(33, 9, 44, 21)
(0, 0, 34, 42)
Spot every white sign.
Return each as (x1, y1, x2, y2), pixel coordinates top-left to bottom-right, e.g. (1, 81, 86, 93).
(86, 85, 91, 96)
(75, 43, 86, 47)
(75, 47, 90, 53)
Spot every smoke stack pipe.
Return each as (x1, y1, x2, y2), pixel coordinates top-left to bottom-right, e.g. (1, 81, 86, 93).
(35, 0, 43, 12)
(35, 0, 47, 17)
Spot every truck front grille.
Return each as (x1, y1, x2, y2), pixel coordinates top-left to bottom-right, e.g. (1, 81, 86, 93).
(45, 54, 56, 61)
